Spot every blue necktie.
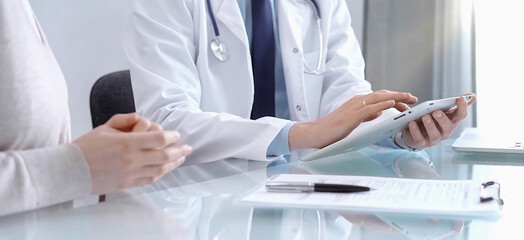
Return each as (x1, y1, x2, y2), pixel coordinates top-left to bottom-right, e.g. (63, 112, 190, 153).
(251, 0, 275, 119)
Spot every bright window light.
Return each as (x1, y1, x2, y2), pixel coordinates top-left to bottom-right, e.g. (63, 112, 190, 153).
(475, 0, 524, 134)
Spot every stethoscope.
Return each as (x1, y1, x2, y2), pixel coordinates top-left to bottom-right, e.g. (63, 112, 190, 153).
(205, 0, 324, 75)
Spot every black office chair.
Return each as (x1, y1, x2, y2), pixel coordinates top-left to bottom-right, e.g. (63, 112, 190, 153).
(90, 70, 136, 128)
(89, 70, 135, 202)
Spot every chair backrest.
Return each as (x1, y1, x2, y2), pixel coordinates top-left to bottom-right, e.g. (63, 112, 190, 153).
(89, 70, 136, 128)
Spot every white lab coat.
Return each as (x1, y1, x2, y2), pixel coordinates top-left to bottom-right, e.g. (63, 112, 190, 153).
(125, 0, 376, 164)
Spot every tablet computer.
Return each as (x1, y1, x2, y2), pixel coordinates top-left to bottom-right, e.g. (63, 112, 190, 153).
(301, 95, 475, 162)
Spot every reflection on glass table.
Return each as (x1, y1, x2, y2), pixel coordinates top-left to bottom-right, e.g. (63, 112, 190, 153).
(452, 151, 524, 167)
(262, 147, 467, 240)
(1, 143, 521, 240)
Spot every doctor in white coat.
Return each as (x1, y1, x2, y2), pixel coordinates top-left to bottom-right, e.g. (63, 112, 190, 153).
(125, 0, 472, 164)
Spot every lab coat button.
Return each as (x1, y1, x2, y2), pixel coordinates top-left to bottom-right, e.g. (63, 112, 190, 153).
(293, 48, 299, 53)
(296, 105, 302, 111)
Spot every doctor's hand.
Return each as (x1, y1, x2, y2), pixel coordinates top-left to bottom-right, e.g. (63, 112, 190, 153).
(289, 90, 418, 150)
(395, 93, 477, 149)
(73, 113, 192, 195)
(399, 94, 476, 150)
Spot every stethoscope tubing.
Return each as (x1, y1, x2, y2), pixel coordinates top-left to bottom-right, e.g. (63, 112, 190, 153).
(206, 0, 221, 37)
(310, 0, 321, 19)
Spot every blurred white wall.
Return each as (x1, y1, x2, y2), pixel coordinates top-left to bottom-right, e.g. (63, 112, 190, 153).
(475, 0, 524, 132)
(30, 0, 129, 138)
(346, 0, 365, 46)
(30, 0, 364, 138)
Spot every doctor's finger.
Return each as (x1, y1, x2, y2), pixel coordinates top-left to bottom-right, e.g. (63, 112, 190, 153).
(462, 93, 477, 106)
(359, 100, 395, 121)
(393, 102, 411, 112)
(366, 91, 418, 105)
(407, 122, 427, 148)
(421, 115, 442, 146)
(449, 96, 469, 123)
(432, 110, 454, 140)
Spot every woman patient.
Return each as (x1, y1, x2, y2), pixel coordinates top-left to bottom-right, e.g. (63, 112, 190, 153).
(0, 0, 192, 216)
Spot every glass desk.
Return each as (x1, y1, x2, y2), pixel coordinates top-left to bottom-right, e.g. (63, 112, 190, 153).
(1, 140, 523, 240)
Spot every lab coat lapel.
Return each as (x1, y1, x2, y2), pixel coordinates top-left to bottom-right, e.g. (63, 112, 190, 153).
(277, 0, 303, 53)
(214, 0, 249, 49)
(277, 0, 311, 120)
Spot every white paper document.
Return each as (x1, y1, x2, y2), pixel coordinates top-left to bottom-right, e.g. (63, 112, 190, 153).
(239, 174, 503, 218)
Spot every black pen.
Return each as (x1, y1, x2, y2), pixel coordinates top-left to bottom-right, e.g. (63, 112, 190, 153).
(265, 181, 372, 193)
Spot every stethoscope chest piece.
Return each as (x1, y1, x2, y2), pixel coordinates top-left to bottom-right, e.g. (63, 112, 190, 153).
(211, 37, 229, 62)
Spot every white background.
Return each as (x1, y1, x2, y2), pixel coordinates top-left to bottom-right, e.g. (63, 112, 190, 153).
(475, 0, 524, 133)
(30, 0, 364, 138)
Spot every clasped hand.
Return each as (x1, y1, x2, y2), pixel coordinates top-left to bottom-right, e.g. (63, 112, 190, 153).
(73, 113, 192, 195)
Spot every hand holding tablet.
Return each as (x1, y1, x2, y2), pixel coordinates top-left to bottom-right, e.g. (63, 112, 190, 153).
(401, 94, 476, 150)
(301, 94, 476, 161)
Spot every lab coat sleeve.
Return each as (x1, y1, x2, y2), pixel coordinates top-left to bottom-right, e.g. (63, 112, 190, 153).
(318, 0, 374, 117)
(125, 0, 290, 164)
(0, 144, 92, 217)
